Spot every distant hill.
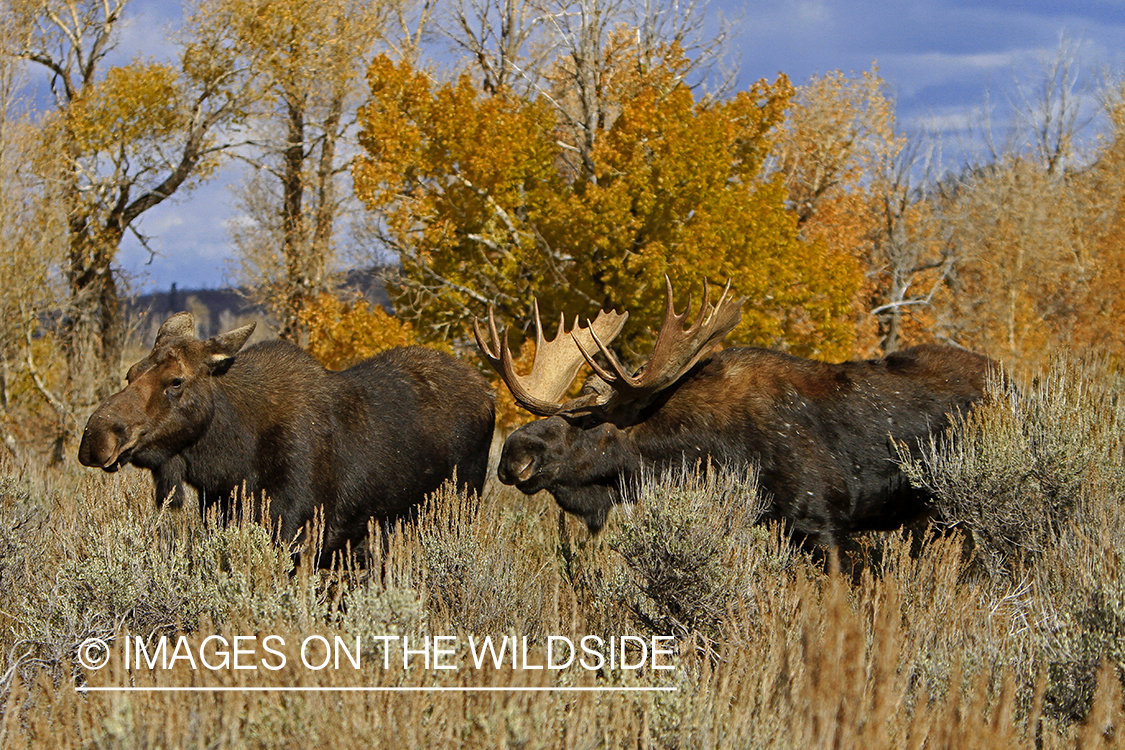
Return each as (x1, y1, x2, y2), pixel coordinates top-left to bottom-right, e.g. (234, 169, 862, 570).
(125, 268, 394, 343)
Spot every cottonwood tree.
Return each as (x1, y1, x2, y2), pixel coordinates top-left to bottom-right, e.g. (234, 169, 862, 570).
(0, 16, 70, 459)
(924, 40, 1107, 366)
(213, 0, 391, 342)
(4, 0, 256, 402)
(437, 0, 548, 95)
(355, 51, 863, 360)
(1075, 84, 1125, 354)
(357, 0, 864, 361)
(439, 0, 737, 179)
(864, 136, 954, 354)
(931, 157, 1082, 362)
(1012, 35, 1098, 178)
(771, 69, 960, 356)
(773, 70, 893, 229)
(772, 69, 895, 353)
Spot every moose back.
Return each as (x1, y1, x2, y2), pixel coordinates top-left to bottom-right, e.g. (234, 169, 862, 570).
(79, 313, 495, 560)
(476, 278, 991, 546)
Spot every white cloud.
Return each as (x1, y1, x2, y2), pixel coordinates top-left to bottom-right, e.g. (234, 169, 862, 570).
(903, 105, 991, 136)
(794, 0, 832, 26)
(877, 49, 1028, 99)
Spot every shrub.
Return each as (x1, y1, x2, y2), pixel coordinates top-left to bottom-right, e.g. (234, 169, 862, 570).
(901, 352, 1125, 721)
(601, 466, 777, 640)
(411, 481, 549, 635)
(900, 353, 1125, 575)
(1033, 494, 1125, 721)
(0, 463, 329, 695)
(340, 582, 427, 662)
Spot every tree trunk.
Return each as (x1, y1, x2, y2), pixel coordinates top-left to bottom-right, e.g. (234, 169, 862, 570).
(279, 95, 307, 342)
(63, 227, 124, 401)
(60, 118, 125, 408)
(311, 95, 342, 264)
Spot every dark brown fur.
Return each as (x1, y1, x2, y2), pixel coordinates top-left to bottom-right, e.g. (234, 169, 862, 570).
(79, 316, 495, 562)
(498, 343, 991, 545)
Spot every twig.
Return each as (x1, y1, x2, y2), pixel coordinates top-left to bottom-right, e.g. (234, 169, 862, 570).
(22, 314, 77, 429)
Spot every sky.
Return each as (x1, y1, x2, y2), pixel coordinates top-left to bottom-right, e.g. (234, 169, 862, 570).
(67, 0, 1125, 292)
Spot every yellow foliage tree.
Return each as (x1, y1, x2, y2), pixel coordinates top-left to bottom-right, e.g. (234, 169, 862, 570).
(203, 0, 391, 343)
(355, 50, 863, 362)
(1077, 99, 1125, 355)
(921, 44, 1106, 369)
(299, 294, 422, 371)
(5, 0, 255, 403)
(892, 40, 1117, 370)
(938, 135, 1125, 369)
(0, 27, 70, 459)
(772, 68, 949, 356)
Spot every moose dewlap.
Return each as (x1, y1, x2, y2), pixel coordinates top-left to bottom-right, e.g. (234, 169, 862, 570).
(79, 312, 495, 562)
(476, 277, 992, 546)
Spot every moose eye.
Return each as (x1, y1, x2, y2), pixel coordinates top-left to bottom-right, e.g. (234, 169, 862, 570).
(564, 412, 603, 430)
(166, 377, 185, 396)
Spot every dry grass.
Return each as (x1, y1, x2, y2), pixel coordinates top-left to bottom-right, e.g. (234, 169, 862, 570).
(2, 354, 1125, 747)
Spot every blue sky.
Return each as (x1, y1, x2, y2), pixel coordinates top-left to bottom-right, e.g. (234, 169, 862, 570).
(734, 1, 1124, 130)
(86, 0, 1125, 291)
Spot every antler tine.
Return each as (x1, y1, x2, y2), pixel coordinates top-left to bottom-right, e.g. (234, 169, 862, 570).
(531, 298, 546, 350)
(471, 305, 500, 364)
(709, 279, 735, 325)
(708, 278, 744, 334)
(474, 303, 564, 416)
(591, 275, 745, 403)
(573, 321, 628, 385)
(660, 275, 690, 333)
(697, 280, 712, 327)
(474, 299, 628, 417)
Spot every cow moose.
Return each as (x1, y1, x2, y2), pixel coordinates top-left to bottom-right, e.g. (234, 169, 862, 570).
(475, 278, 991, 548)
(79, 312, 495, 562)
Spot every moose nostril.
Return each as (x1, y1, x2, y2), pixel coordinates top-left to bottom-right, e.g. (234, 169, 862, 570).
(499, 449, 540, 486)
(515, 456, 536, 482)
(78, 429, 116, 467)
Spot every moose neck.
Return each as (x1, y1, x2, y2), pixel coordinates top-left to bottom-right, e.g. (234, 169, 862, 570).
(176, 343, 296, 497)
(177, 372, 260, 498)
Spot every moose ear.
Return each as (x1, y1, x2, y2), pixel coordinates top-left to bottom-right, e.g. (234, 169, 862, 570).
(154, 312, 196, 347)
(203, 322, 256, 372)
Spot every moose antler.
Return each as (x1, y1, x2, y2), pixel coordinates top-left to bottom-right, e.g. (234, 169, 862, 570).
(474, 299, 628, 416)
(575, 276, 746, 404)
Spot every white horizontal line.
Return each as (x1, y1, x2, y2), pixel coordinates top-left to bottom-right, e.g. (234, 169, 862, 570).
(77, 686, 677, 693)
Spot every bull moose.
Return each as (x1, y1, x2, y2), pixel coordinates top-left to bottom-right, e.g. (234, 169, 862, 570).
(475, 278, 991, 547)
(79, 312, 495, 561)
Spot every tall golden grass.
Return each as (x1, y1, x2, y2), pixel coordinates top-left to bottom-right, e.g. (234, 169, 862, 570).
(2, 354, 1124, 748)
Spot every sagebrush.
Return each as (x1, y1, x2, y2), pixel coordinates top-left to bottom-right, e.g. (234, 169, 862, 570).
(3, 354, 1125, 746)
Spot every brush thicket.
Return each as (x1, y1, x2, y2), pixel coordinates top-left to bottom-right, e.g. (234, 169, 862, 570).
(3, 352, 1125, 747)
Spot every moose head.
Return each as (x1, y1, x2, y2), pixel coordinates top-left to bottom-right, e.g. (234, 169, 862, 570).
(78, 313, 256, 474)
(476, 278, 746, 531)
